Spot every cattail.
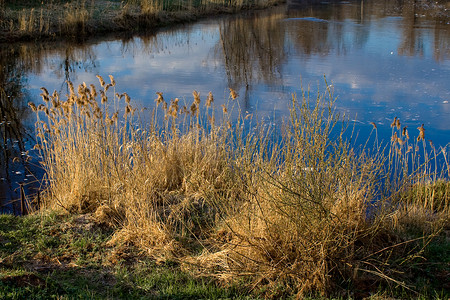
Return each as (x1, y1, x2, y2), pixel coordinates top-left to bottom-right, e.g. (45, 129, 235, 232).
(109, 75, 116, 87)
(390, 117, 397, 128)
(395, 118, 401, 130)
(402, 126, 407, 136)
(206, 91, 214, 108)
(193, 90, 200, 105)
(229, 88, 238, 100)
(155, 92, 164, 104)
(417, 124, 425, 141)
(96, 75, 105, 87)
(221, 104, 228, 114)
(370, 122, 377, 129)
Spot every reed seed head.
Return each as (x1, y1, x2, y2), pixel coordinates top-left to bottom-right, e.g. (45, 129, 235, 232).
(193, 90, 201, 105)
(67, 81, 75, 95)
(206, 91, 214, 108)
(190, 102, 198, 116)
(391, 132, 398, 144)
(155, 92, 164, 105)
(90, 84, 97, 99)
(229, 88, 238, 100)
(96, 75, 105, 87)
(28, 102, 37, 112)
(112, 111, 119, 122)
(417, 124, 425, 141)
(101, 90, 107, 104)
(40, 87, 49, 97)
(390, 117, 397, 128)
(124, 93, 131, 104)
(109, 75, 116, 87)
(105, 83, 112, 91)
(370, 122, 377, 129)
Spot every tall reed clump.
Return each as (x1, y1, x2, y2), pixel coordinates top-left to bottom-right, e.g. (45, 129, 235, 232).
(31, 76, 246, 259)
(188, 87, 391, 297)
(31, 78, 449, 298)
(378, 116, 450, 238)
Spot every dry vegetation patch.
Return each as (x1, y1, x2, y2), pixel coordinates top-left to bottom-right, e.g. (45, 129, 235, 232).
(27, 77, 450, 298)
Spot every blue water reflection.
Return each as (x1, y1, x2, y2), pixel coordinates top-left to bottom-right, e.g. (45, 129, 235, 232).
(24, 2, 449, 149)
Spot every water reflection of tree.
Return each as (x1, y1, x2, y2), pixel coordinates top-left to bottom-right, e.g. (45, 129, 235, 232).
(217, 9, 287, 98)
(0, 42, 98, 213)
(284, 1, 370, 56)
(0, 45, 34, 213)
(285, 0, 448, 61)
(397, 0, 450, 61)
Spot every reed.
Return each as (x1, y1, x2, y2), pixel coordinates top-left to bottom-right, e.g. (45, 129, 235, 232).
(0, 0, 283, 41)
(31, 77, 449, 298)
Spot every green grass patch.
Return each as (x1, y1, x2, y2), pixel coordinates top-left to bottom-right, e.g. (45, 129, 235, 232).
(0, 212, 256, 299)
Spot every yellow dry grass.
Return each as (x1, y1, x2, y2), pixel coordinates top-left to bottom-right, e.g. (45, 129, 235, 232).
(30, 77, 449, 298)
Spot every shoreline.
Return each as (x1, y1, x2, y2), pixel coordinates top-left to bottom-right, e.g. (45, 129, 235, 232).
(0, 0, 285, 43)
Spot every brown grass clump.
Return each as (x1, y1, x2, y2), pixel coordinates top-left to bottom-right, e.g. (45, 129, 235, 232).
(31, 77, 449, 298)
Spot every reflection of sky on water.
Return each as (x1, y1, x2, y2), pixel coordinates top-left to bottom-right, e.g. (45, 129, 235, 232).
(27, 3, 450, 148)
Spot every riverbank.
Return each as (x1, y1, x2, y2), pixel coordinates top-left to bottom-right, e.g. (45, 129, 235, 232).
(0, 211, 448, 299)
(0, 0, 284, 43)
(10, 76, 448, 299)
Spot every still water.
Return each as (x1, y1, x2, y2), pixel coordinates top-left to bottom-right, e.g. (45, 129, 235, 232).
(1, 0, 449, 211)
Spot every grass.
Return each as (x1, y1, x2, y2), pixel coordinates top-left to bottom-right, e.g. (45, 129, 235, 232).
(0, 212, 254, 299)
(0, 0, 284, 42)
(16, 76, 449, 299)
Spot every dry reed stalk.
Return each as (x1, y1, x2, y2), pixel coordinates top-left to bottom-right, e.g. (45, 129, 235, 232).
(30, 77, 449, 298)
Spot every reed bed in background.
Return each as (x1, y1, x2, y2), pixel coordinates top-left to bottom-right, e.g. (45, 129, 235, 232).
(30, 77, 449, 298)
(0, 0, 281, 42)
